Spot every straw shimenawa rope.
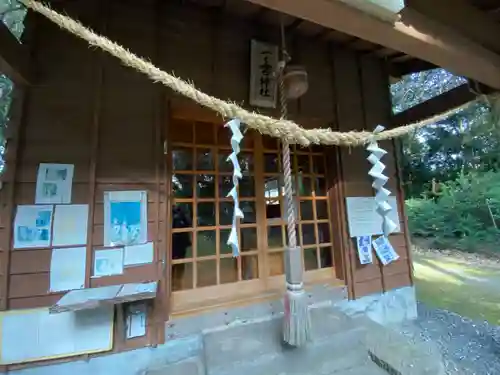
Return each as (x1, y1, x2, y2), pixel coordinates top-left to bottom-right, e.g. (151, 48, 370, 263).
(19, 0, 480, 147)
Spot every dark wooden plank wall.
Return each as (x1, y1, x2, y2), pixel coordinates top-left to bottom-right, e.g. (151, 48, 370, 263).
(333, 48, 413, 299)
(0, 0, 412, 337)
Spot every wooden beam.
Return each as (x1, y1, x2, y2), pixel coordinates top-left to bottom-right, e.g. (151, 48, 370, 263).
(0, 21, 30, 84)
(243, 0, 500, 89)
(390, 59, 436, 77)
(407, 0, 500, 53)
(391, 83, 494, 127)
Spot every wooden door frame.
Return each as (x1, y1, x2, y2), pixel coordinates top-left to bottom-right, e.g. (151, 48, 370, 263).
(165, 99, 341, 315)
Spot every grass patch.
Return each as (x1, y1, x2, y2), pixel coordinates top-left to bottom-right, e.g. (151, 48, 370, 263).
(414, 254, 500, 325)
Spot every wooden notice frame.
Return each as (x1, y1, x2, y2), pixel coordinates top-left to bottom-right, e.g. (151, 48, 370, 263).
(50, 281, 158, 314)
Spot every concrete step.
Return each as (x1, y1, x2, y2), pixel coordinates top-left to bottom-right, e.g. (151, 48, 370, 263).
(204, 307, 375, 375)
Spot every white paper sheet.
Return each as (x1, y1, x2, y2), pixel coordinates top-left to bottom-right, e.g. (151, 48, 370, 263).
(124, 242, 154, 266)
(372, 236, 400, 266)
(104, 190, 148, 246)
(125, 303, 147, 339)
(356, 236, 373, 265)
(13, 205, 53, 249)
(93, 248, 124, 277)
(52, 204, 89, 246)
(50, 247, 87, 292)
(35, 163, 74, 204)
(0, 306, 113, 365)
(345, 197, 400, 238)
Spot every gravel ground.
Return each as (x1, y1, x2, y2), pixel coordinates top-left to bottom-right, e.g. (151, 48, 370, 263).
(399, 302, 500, 375)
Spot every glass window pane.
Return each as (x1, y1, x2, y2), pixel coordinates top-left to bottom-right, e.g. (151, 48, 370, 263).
(172, 232, 193, 260)
(220, 258, 238, 284)
(194, 121, 215, 144)
(197, 202, 215, 227)
(173, 174, 193, 198)
(298, 177, 312, 197)
(196, 148, 214, 170)
(262, 135, 278, 150)
(319, 246, 333, 268)
(217, 125, 231, 146)
(172, 203, 193, 229)
(172, 263, 193, 291)
(238, 152, 254, 174)
(172, 148, 193, 171)
(241, 227, 257, 252)
(241, 201, 256, 224)
(218, 152, 233, 172)
(218, 175, 232, 198)
(300, 200, 314, 221)
(219, 229, 232, 254)
(242, 255, 258, 280)
(196, 231, 216, 257)
(197, 260, 217, 288)
(312, 155, 325, 175)
(219, 202, 233, 226)
(264, 153, 280, 173)
(302, 224, 316, 245)
(171, 121, 193, 143)
(318, 223, 331, 244)
(268, 252, 284, 276)
(240, 176, 255, 197)
(316, 200, 329, 220)
(296, 154, 310, 173)
(304, 248, 318, 271)
(196, 174, 216, 198)
(267, 226, 283, 249)
(314, 178, 326, 196)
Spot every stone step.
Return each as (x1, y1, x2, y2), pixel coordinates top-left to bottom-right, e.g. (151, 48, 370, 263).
(144, 357, 204, 375)
(204, 307, 373, 375)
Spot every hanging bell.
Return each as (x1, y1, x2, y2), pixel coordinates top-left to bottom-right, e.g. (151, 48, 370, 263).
(283, 65, 308, 99)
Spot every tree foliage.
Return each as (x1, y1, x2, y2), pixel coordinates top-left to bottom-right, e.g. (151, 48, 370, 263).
(392, 69, 500, 198)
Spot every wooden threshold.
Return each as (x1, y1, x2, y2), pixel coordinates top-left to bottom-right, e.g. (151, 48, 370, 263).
(170, 268, 343, 317)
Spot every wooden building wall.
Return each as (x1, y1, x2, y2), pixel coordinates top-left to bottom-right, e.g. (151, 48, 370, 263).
(0, 0, 413, 330)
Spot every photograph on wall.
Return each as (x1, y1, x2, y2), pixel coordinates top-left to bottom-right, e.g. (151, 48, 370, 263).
(93, 248, 124, 277)
(13, 205, 53, 249)
(104, 191, 147, 246)
(35, 163, 74, 204)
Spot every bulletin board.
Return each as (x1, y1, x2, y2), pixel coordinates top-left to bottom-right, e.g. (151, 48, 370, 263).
(0, 306, 114, 365)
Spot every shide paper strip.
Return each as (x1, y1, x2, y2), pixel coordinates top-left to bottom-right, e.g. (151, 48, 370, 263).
(367, 125, 398, 238)
(225, 119, 244, 257)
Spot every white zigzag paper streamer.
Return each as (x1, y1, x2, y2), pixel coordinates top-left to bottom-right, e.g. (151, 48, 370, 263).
(367, 125, 398, 237)
(225, 119, 244, 257)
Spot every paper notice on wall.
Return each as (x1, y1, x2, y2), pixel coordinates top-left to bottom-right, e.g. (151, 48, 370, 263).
(356, 236, 373, 265)
(345, 197, 400, 238)
(13, 205, 53, 249)
(372, 236, 399, 266)
(35, 163, 74, 204)
(125, 303, 147, 339)
(0, 306, 113, 365)
(93, 248, 124, 277)
(104, 191, 148, 247)
(50, 247, 87, 292)
(52, 204, 89, 246)
(124, 242, 154, 266)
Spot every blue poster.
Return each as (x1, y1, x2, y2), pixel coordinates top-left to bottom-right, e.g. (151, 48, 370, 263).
(105, 191, 147, 246)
